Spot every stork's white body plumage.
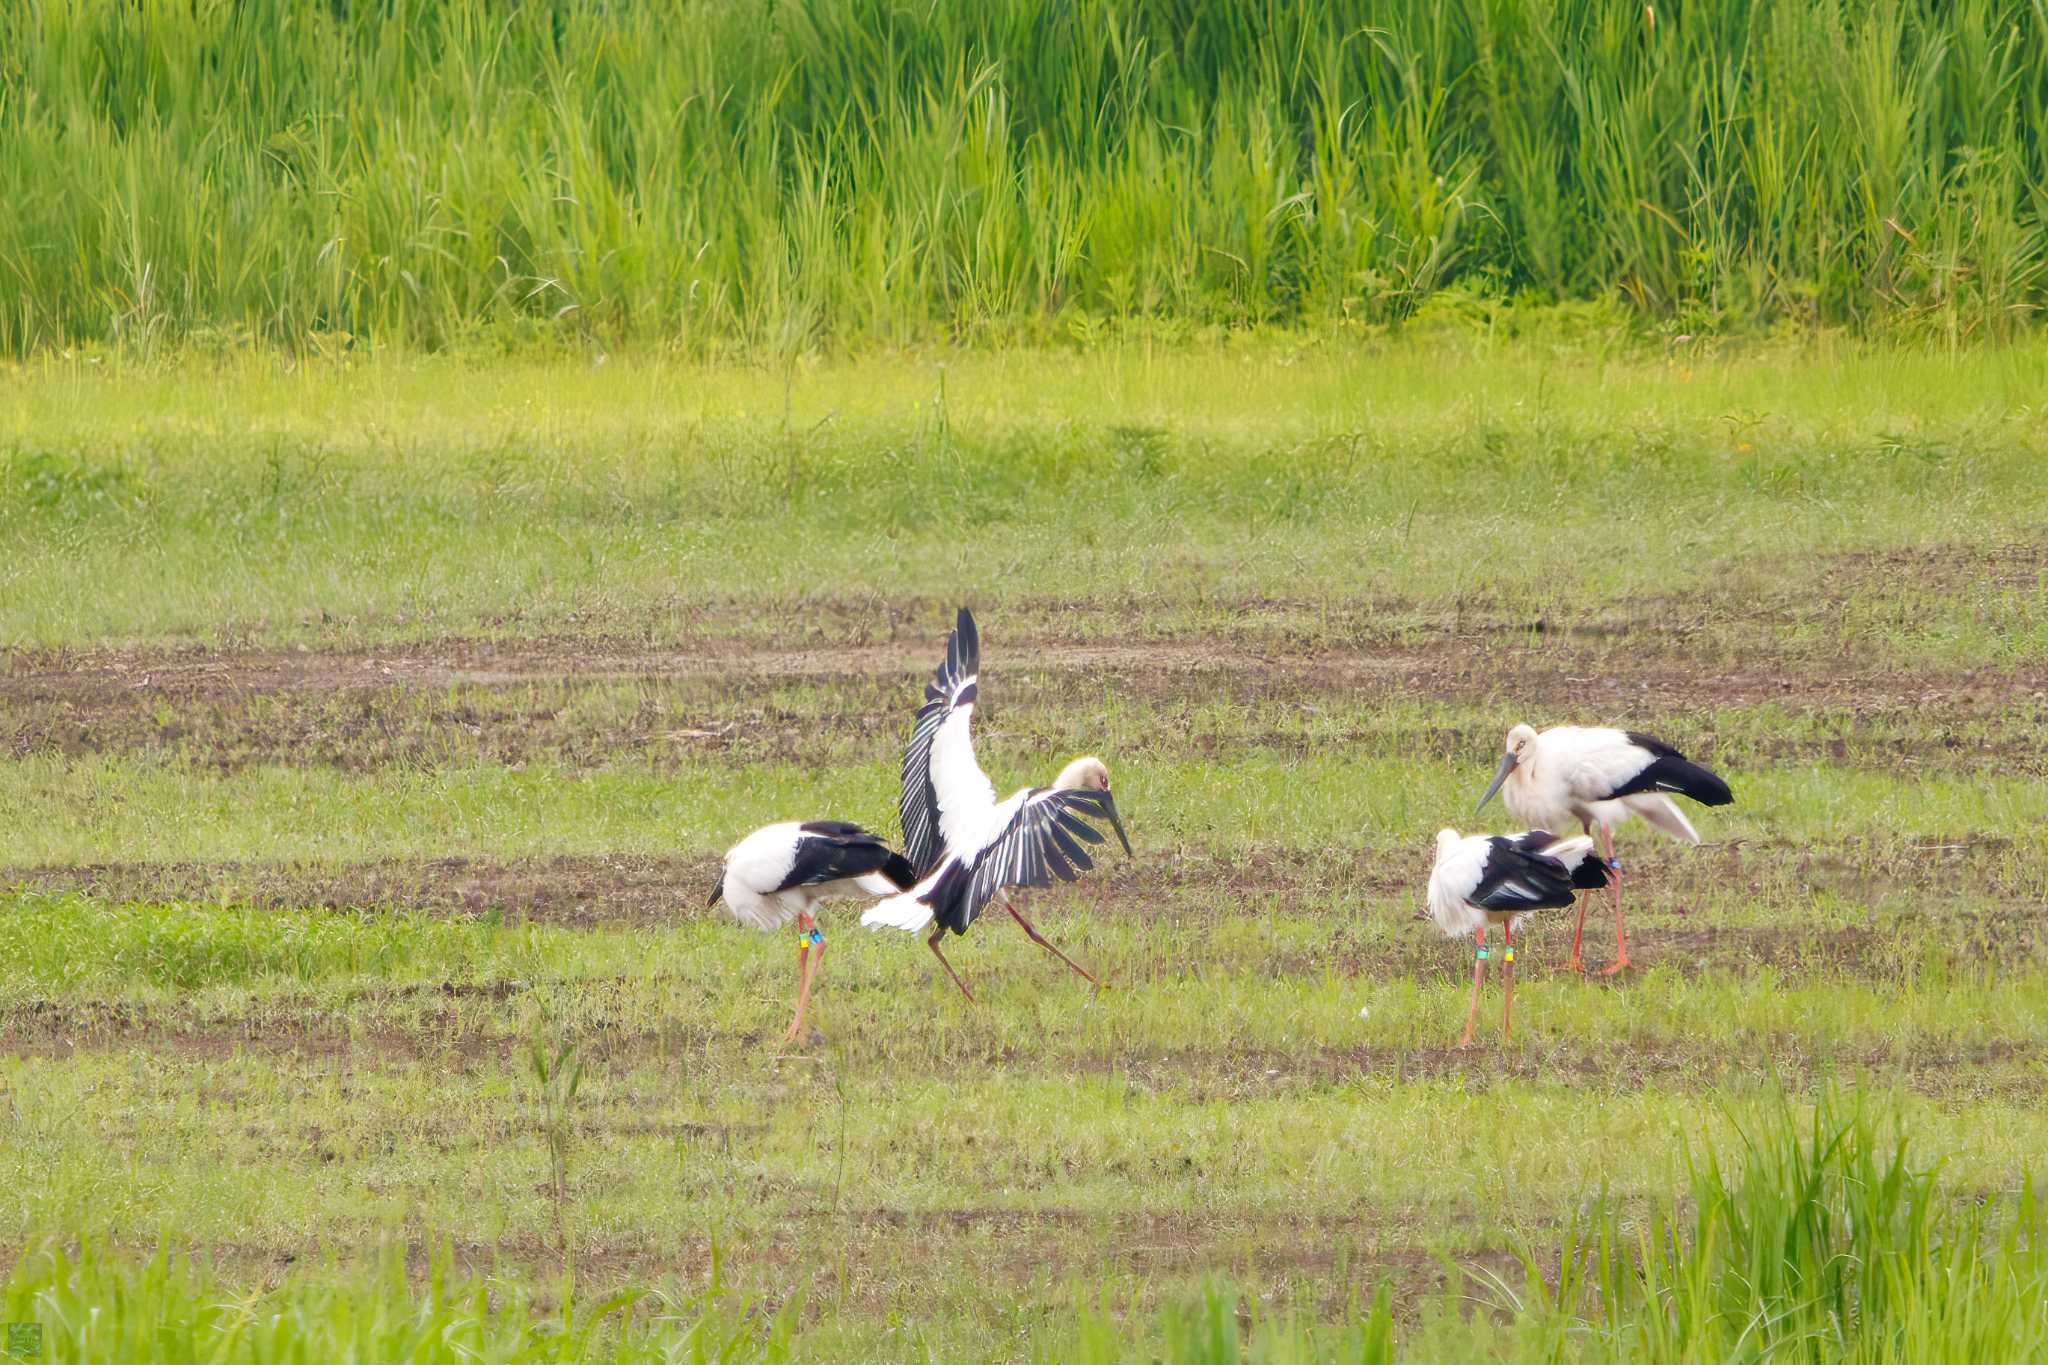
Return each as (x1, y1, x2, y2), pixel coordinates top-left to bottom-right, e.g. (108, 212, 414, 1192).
(1427, 830, 1601, 939)
(864, 608, 1132, 998)
(862, 789, 1031, 933)
(1476, 724, 1734, 973)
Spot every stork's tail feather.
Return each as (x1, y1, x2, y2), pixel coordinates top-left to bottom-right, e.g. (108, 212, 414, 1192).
(1630, 793, 1702, 844)
(861, 891, 934, 932)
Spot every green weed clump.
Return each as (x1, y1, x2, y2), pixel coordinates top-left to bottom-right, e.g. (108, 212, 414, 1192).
(1518, 1091, 2048, 1362)
(3, 0, 2045, 356)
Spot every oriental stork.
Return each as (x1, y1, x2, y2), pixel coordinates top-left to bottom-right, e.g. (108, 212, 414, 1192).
(861, 607, 1132, 998)
(709, 820, 917, 1042)
(1475, 724, 1733, 974)
(1426, 829, 1609, 1047)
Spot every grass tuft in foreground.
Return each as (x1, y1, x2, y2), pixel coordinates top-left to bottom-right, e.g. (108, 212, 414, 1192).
(1507, 1091, 2048, 1362)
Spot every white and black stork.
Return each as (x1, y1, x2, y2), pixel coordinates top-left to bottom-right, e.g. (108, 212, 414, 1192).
(709, 820, 917, 1042)
(1475, 724, 1733, 974)
(861, 607, 1131, 999)
(1426, 829, 1610, 1047)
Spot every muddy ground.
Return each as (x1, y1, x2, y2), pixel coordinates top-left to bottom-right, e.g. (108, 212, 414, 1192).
(4, 564, 2046, 1307)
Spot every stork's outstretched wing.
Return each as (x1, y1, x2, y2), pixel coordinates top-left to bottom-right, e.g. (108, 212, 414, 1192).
(899, 607, 998, 876)
(865, 786, 1132, 935)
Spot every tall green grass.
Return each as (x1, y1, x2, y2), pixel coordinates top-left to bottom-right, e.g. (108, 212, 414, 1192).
(1513, 1092, 2048, 1362)
(3, 0, 2045, 356)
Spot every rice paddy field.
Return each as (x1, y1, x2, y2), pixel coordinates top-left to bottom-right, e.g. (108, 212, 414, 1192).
(2, 338, 2045, 1360)
(6, 3, 2048, 1362)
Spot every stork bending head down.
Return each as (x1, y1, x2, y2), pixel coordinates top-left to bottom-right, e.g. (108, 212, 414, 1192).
(710, 820, 917, 1044)
(1475, 723, 1733, 973)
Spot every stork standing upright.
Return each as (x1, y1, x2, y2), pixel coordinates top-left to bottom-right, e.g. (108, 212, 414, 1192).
(709, 821, 918, 1042)
(1475, 725, 1733, 974)
(1426, 829, 1610, 1047)
(861, 607, 1132, 998)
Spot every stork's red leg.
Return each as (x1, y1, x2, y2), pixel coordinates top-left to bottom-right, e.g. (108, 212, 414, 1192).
(1005, 894, 1099, 990)
(926, 922, 975, 1002)
(1598, 824, 1631, 975)
(1568, 894, 1590, 974)
(783, 922, 815, 1043)
(1456, 928, 1488, 1050)
(1501, 921, 1516, 1042)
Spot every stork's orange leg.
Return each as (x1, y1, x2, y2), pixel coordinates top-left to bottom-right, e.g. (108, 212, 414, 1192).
(1456, 928, 1488, 1050)
(1598, 824, 1631, 975)
(926, 922, 975, 1002)
(783, 917, 818, 1043)
(1501, 921, 1516, 1042)
(1005, 894, 1099, 991)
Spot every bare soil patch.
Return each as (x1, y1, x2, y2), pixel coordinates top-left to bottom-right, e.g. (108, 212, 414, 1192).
(7, 633, 2045, 774)
(9, 630, 2043, 709)
(48, 1214, 1509, 1328)
(7, 1005, 2040, 1106)
(3, 837, 2034, 928)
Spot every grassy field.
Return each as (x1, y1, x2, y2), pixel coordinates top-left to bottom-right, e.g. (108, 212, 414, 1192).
(1, 335, 2045, 1358)
(5, 0, 2047, 355)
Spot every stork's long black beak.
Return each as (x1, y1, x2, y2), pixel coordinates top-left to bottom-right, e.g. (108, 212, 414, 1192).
(706, 873, 725, 909)
(1101, 791, 1133, 857)
(1475, 753, 1517, 816)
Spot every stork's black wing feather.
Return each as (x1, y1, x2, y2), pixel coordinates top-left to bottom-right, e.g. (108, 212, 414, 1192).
(899, 607, 985, 877)
(922, 788, 1123, 934)
(778, 823, 918, 893)
(1613, 732, 1734, 806)
(1468, 837, 1581, 912)
(1506, 830, 1610, 890)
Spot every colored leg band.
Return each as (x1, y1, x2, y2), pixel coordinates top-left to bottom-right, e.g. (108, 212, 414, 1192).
(1475, 947, 1489, 960)
(805, 928, 824, 946)
(1607, 859, 1622, 870)
(1503, 948, 1515, 962)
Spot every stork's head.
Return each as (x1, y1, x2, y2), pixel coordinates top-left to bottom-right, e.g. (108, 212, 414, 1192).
(1475, 724, 1539, 815)
(1055, 755, 1112, 792)
(1054, 755, 1132, 855)
(1503, 723, 1539, 761)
